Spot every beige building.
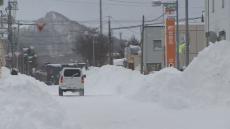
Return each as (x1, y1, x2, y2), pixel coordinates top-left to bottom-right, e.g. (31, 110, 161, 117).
(0, 39, 6, 67)
(124, 45, 141, 70)
(142, 23, 206, 72)
(178, 24, 206, 68)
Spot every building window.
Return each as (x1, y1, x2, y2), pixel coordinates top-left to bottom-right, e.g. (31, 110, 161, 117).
(219, 31, 226, 40)
(222, 0, 224, 8)
(147, 63, 162, 72)
(212, 0, 215, 13)
(153, 40, 162, 50)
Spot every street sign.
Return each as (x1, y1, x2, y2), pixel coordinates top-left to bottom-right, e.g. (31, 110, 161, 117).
(164, 3, 176, 15)
(165, 17, 176, 67)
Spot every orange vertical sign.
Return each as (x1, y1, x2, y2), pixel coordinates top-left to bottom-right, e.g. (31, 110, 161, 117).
(165, 17, 176, 67)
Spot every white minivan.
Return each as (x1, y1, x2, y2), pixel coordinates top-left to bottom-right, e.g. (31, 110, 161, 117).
(59, 67, 85, 96)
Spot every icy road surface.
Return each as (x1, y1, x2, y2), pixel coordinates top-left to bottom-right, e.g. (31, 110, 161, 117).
(45, 86, 230, 129)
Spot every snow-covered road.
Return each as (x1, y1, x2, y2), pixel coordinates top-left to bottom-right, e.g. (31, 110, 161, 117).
(45, 86, 230, 129)
(2, 41, 230, 129)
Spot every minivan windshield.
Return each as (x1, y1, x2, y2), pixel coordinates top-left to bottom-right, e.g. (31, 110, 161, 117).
(64, 69, 81, 77)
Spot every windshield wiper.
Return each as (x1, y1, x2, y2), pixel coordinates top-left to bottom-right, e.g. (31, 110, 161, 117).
(71, 73, 79, 78)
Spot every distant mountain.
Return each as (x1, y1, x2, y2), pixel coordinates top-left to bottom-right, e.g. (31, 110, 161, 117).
(19, 11, 90, 66)
(18, 11, 126, 67)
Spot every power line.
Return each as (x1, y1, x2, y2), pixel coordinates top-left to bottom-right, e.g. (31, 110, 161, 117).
(50, 0, 153, 7)
(145, 13, 164, 22)
(108, 0, 150, 5)
(110, 17, 139, 34)
(112, 16, 202, 30)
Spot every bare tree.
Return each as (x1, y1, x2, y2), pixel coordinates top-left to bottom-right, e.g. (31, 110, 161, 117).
(74, 33, 109, 66)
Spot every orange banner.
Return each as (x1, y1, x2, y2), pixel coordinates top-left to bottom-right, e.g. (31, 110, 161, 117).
(165, 17, 176, 67)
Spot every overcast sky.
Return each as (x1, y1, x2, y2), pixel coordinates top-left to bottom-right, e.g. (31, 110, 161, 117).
(2, 0, 204, 39)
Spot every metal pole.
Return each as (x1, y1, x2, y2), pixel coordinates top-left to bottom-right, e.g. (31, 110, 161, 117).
(140, 15, 144, 74)
(162, 5, 166, 68)
(185, 0, 190, 66)
(176, 0, 180, 69)
(100, 0, 103, 34)
(93, 37, 95, 66)
(207, 0, 209, 46)
(17, 22, 20, 71)
(0, 11, 3, 37)
(108, 16, 113, 65)
(8, 1, 14, 68)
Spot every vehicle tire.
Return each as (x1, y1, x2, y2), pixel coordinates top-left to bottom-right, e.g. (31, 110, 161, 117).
(59, 87, 63, 96)
(80, 89, 84, 96)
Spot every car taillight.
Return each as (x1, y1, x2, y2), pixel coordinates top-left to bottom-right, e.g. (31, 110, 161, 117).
(60, 76, 64, 84)
(81, 76, 84, 84)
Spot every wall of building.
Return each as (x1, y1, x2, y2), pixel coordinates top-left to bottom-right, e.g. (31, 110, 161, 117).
(143, 24, 205, 72)
(0, 39, 6, 67)
(205, 0, 230, 40)
(178, 24, 206, 68)
(143, 26, 165, 73)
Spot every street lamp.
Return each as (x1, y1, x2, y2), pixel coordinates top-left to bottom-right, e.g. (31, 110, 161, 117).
(92, 33, 98, 66)
(152, 0, 180, 69)
(84, 31, 98, 66)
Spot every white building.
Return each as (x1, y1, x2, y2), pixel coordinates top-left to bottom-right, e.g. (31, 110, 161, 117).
(205, 0, 229, 41)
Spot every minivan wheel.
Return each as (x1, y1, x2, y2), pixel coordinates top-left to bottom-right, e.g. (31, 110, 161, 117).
(80, 90, 84, 96)
(59, 87, 63, 96)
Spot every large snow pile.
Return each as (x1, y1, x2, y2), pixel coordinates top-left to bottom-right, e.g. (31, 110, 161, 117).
(0, 68, 78, 129)
(86, 40, 230, 109)
(183, 40, 230, 106)
(85, 66, 143, 95)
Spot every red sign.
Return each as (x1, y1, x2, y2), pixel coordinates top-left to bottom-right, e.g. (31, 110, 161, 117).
(37, 22, 46, 32)
(165, 17, 176, 67)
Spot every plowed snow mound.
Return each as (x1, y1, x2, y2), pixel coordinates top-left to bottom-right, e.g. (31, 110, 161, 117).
(183, 41, 230, 107)
(85, 41, 230, 109)
(0, 68, 79, 129)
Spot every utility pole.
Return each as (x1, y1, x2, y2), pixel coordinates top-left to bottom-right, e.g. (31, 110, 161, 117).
(92, 37, 95, 66)
(207, 0, 210, 46)
(7, 1, 14, 68)
(119, 32, 122, 41)
(99, 0, 103, 35)
(140, 15, 144, 74)
(176, 0, 180, 69)
(108, 16, 113, 65)
(185, 0, 190, 66)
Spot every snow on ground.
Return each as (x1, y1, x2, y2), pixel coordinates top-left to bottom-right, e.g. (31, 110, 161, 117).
(2, 40, 230, 129)
(43, 40, 230, 129)
(113, 58, 125, 66)
(0, 68, 79, 129)
(85, 40, 230, 109)
(85, 65, 143, 96)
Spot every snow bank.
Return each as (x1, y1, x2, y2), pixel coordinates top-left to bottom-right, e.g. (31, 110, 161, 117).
(183, 41, 230, 106)
(86, 40, 230, 109)
(113, 58, 125, 66)
(0, 68, 79, 129)
(85, 65, 143, 96)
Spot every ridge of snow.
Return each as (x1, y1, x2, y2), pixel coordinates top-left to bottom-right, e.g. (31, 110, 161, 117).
(0, 67, 79, 129)
(85, 40, 230, 109)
